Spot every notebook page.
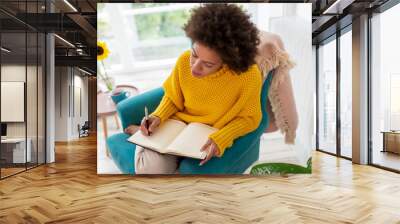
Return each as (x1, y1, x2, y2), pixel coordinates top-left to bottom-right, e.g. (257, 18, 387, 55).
(128, 119, 187, 153)
(166, 122, 218, 159)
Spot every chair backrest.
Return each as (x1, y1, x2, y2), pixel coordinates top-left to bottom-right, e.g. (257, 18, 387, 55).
(255, 31, 298, 143)
(82, 121, 90, 129)
(258, 70, 273, 133)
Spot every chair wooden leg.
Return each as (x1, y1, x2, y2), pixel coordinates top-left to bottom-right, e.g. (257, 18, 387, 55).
(106, 146, 110, 158)
(114, 114, 121, 129)
(102, 116, 110, 157)
(102, 116, 108, 138)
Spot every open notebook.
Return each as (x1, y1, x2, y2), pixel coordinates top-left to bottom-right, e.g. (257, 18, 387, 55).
(127, 119, 218, 159)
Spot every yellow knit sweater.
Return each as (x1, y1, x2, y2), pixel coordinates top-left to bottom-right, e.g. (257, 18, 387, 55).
(151, 50, 262, 157)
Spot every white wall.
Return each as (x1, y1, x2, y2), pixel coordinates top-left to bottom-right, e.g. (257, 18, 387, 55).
(55, 66, 69, 141)
(54, 67, 89, 141)
(46, 32, 55, 163)
(72, 73, 89, 138)
(258, 4, 313, 165)
(312, 45, 317, 151)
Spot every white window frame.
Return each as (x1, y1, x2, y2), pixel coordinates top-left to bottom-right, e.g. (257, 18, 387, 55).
(98, 3, 261, 75)
(98, 3, 201, 75)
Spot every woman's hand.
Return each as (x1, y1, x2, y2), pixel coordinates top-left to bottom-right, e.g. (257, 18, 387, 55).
(124, 125, 140, 135)
(140, 115, 161, 136)
(199, 138, 220, 166)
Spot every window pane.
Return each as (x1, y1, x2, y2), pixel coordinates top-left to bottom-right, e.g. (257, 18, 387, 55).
(371, 3, 400, 171)
(132, 39, 190, 62)
(134, 11, 190, 40)
(27, 31, 38, 169)
(98, 3, 198, 72)
(1, 31, 27, 177)
(38, 33, 46, 165)
(318, 38, 337, 154)
(131, 9, 191, 62)
(340, 30, 352, 158)
(97, 9, 122, 70)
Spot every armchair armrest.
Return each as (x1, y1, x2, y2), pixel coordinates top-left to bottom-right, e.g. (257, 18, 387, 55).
(116, 87, 164, 129)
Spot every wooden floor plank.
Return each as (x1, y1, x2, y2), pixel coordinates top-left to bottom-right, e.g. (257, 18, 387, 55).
(0, 134, 400, 223)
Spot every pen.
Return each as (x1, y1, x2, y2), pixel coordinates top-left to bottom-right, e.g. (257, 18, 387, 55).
(144, 106, 151, 135)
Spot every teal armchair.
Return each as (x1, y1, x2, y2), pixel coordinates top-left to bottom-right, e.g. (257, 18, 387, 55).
(106, 71, 273, 174)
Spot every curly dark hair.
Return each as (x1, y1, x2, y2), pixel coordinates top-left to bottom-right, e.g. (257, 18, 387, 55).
(183, 4, 259, 73)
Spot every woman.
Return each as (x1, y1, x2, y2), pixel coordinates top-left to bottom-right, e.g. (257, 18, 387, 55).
(126, 4, 262, 174)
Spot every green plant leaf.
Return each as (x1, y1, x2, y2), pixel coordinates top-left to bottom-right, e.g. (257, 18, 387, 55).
(250, 157, 312, 175)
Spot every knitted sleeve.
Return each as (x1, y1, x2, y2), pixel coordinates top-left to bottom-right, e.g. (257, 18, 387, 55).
(209, 72, 262, 157)
(151, 95, 178, 123)
(151, 52, 186, 122)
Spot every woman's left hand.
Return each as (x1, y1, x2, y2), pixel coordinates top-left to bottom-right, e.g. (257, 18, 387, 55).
(199, 139, 220, 166)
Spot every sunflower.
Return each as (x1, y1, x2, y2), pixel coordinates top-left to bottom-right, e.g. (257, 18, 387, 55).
(97, 41, 110, 61)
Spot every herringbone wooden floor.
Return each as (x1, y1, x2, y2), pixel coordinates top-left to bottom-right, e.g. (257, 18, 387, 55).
(1, 134, 400, 224)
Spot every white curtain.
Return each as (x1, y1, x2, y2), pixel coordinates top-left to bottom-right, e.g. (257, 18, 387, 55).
(252, 4, 313, 165)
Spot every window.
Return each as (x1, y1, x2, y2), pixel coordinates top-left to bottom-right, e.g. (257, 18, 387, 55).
(371, 2, 400, 171)
(0, 1, 46, 179)
(98, 3, 198, 72)
(340, 29, 352, 158)
(390, 74, 400, 130)
(318, 37, 337, 154)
